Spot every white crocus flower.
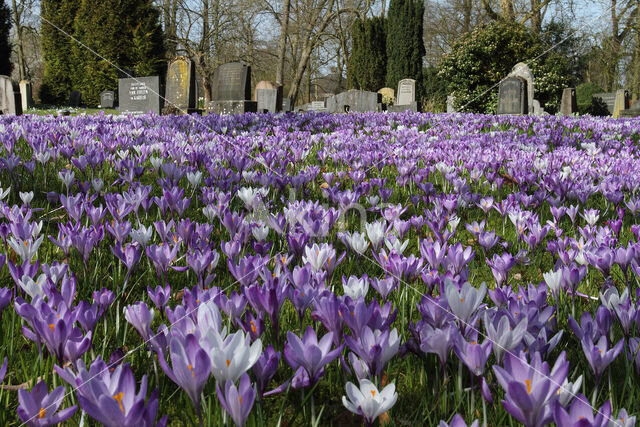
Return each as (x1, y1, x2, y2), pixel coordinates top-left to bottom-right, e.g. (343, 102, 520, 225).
(186, 171, 203, 187)
(8, 235, 44, 262)
(18, 274, 46, 299)
(543, 269, 563, 297)
(302, 243, 332, 272)
(342, 379, 398, 425)
(343, 276, 369, 300)
(252, 222, 269, 241)
(365, 221, 386, 250)
(384, 235, 408, 254)
(19, 191, 34, 205)
(150, 157, 163, 171)
(237, 187, 259, 209)
(208, 330, 261, 383)
(131, 224, 154, 246)
(0, 186, 10, 201)
(556, 375, 583, 406)
(92, 178, 104, 193)
(345, 231, 369, 255)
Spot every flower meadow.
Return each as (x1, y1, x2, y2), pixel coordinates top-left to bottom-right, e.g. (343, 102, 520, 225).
(1, 111, 640, 426)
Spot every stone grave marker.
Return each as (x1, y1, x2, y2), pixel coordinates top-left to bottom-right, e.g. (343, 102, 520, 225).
(207, 62, 256, 114)
(447, 94, 456, 113)
(389, 79, 418, 112)
(559, 88, 577, 115)
(612, 89, 629, 118)
(69, 91, 82, 108)
(592, 92, 617, 115)
(118, 76, 162, 115)
(282, 97, 292, 112)
(311, 100, 326, 111)
(19, 80, 33, 110)
(0, 76, 21, 115)
(497, 77, 528, 115)
(619, 98, 640, 118)
(165, 56, 197, 113)
(326, 90, 382, 113)
(509, 62, 534, 114)
(532, 100, 546, 115)
(100, 90, 115, 108)
(255, 81, 283, 113)
(378, 87, 395, 104)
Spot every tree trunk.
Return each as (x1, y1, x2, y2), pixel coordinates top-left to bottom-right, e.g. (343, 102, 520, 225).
(529, 0, 542, 33)
(633, 0, 640, 99)
(202, 0, 212, 102)
(275, 0, 291, 84)
(288, 39, 315, 104)
(500, 0, 515, 21)
(462, 0, 472, 33)
(11, 0, 26, 80)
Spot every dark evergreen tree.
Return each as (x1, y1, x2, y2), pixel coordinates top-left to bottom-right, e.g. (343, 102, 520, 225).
(347, 17, 386, 92)
(40, 0, 79, 104)
(71, 0, 164, 106)
(386, 0, 424, 96)
(0, 1, 11, 77)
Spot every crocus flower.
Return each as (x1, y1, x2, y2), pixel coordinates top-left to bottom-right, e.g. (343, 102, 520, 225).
(553, 395, 610, 427)
(484, 312, 527, 363)
(486, 252, 516, 286)
(445, 280, 486, 325)
(454, 333, 492, 376)
(345, 326, 400, 378)
(17, 381, 76, 427)
(157, 334, 211, 416)
(253, 345, 280, 398)
(581, 335, 623, 383)
(0, 356, 6, 383)
(439, 414, 479, 427)
(342, 378, 398, 427)
(125, 302, 155, 343)
(284, 327, 343, 385)
(342, 275, 369, 300)
(493, 351, 569, 427)
(207, 330, 262, 384)
(147, 284, 171, 310)
(216, 374, 256, 427)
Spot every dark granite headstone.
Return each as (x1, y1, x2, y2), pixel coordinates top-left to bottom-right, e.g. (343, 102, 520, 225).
(325, 90, 382, 113)
(165, 56, 196, 112)
(100, 91, 115, 108)
(593, 92, 617, 115)
(118, 76, 162, 115)
(497, 77, 528, 115)
(282, 97, 292, 112)
(559, 88, 577, 115)
(211, 62, 251, 101)
(69, 91, 82, 107)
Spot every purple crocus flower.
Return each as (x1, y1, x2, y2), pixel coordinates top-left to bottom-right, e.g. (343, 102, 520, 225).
(0, 286, 11, 320)
(146, 243, 180, 283)
(253, 345, 281, 399)
(581, 335, 623, 383)
(216, 373, 256, 427)
(454, 332, 492, 376)
(284, 327, 344, 385)
(147, 284, 171, 311)
(157, 334, 211, 416)
(17, 381, 76, 426)
(125, 302, 155, 343)
(345, 326, 400, 378)
(486, 252, 516, 286)
(56, 358, 166, 427)
(553, 395, 611, 427)
(439, 414, 479, 427)
(493, 351, 569, 427)
(0, 356, 7, 383)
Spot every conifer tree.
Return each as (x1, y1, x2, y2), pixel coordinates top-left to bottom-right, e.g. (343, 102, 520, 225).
(0, 1, 11, 77)
(386, 0, 424, 95)
(347, 17, 386, 92)
(40, 0, 79, 104)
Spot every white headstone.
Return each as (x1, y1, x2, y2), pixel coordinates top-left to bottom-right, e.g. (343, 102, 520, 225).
(396, 79, 416, 106)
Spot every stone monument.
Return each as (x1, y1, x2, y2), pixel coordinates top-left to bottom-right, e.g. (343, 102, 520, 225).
(0, 76, 21, 115)
(508, 63, 534, 114)
(559, 88, 577, 115)
(100, 90, 115, 108)
(612, 89, 629, 118)
(325, 89, 382, 113)
(282, 97, 292, 112)
(165, 56, 197, 113)
(592, 92, 616, 115)
(69, 91, 82, 108)
(19, 80, 33, 110)
(389, 79, 418, 112)
(497, 77, 528, 115)
(254, 81, 283, 113)
(447, 94, 456, 113)
(207, 62, 257, 114)
(118, 76, 162, 114)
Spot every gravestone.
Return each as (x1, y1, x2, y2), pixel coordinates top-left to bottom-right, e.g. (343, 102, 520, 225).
(255, 81, 283, 113)
(497, 77, 528, 115)
(100, 90, 115, 109)
(619, 98, 640, 117)
(207, 62, 256, 114)
(509, 63, 534, 114)
(325, 90, 382, 113)
(447, 94, 456, 113)
(19, 80, 33, 110)
(612, 89, 629, 118)
(69, 91, 82, 107)
(118, 76, 162, 115)
(532, 99, 546, 115)
(282, 97, 292, 112)
(0, 76, 21, 115)
(165, 56, 197, 113)
(389, 79, 418, 112)
(592, 92, 617, 115)
(310, 100, 326, 111)
(559, 88, 577, 115)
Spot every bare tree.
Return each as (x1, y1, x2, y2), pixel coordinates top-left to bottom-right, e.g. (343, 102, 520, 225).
(10, 0, 37, 81)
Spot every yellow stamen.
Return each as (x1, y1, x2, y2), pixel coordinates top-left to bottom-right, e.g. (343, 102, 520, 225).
(525, 379, 532, 395)
(39, 408, 46, 418)
(370, 390, 376, 397)
(48, 324, 54, 332)
(113, 392, 125, 414)
(250, 321, 256, 334)
(188, 364, 194, 378)
(226, 359, 231, 367)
